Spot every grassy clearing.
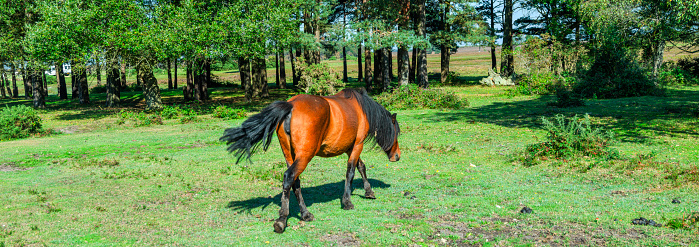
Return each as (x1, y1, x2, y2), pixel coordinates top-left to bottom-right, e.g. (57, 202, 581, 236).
(2, 49, 699, 246)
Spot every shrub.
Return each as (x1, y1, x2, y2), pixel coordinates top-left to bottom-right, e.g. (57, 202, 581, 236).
(548, 86, 585, 108)
(0, 105, 43, 141)
(677, 57, 699, 77)
(523, 114, 616, 166)
(573, 44, 662, 99)
(658, 60, 699, 86)
(116, 110, 163, 127)
(374, 84, 469, 110)
(509, 72, 558, 96)
(294, 58, 345, 95)
(161, 105, 184, 119)
(212, 105, 247, 120)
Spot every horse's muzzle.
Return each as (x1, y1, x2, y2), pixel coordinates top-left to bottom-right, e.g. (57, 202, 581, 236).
(389, 154, 400, 162)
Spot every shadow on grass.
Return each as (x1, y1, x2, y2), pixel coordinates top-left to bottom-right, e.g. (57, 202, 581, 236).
(227, 178, 391, 220)
(422, 87, 699, 143)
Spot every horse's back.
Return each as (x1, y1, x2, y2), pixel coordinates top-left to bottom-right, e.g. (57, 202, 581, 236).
(284, 91, 367, 157)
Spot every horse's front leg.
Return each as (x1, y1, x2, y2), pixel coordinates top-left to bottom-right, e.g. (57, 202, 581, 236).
(343, 144, 365, 210)
(357, 158, 375, 199)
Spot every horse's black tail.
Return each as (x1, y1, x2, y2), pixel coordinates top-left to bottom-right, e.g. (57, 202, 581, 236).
(220, 101, 293, 163)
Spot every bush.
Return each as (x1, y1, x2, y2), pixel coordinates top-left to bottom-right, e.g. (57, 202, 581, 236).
(0, 105, 44, 141)
(294, 58, 345, 95)
(574, 45, 662, 99)
(523, 114, 616, 166)
(212, 105, 247, 120)
(116, 110, 163, 127)
(374, 84, 469, 110)
(658, 60, 699, 86)
(677, 57, 699, 77)
(548, 86, 585, 108)
(509, 72, 558, 96)
(160, 105, 183, 119)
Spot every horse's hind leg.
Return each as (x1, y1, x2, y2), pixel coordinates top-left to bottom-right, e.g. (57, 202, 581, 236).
(274, 158, 309, 233)
(357, 158, 375, 199)
(292, 178, 314, 221)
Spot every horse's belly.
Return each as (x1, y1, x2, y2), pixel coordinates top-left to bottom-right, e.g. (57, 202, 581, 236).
(316, 140, 353, 157)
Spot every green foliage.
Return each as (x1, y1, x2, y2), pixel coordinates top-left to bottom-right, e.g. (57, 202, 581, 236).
(374, 84, 469, 110)
(523, 114, 616, 166)
(294, 59, 345, 96)
(509, 72, 558, 96)
(574, 45, 662, 99)
(659, 58, 699, 86)
(212, 106, 247, 120)
(666, 212, 699, 230)
(116, 110, 163, 127)
(159, 105, 198, 123)
(0, 105, 43, 141)
(549, 86, 585, 108)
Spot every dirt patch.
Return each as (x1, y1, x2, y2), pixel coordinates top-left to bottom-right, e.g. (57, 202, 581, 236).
(430, 215, 651, 246)
(0, 162, 31, 172)
(323, 232, 361, 246)
(56, 125, 82, 134)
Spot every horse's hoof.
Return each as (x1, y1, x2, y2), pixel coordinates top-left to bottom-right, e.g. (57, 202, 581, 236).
(365, 191, 376, 199)
(302, 212, 315, 222)
(273, 221, 286, 233)
(342, 202, 355, 210)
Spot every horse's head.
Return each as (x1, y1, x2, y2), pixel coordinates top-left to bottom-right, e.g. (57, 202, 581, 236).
(387, 113, 401, 162)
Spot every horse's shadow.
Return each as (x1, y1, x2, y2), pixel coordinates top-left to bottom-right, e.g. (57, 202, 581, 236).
(227, 179, 391, 219)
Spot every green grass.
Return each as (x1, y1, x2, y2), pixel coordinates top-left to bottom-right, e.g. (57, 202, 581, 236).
(2, 51, 699, 246)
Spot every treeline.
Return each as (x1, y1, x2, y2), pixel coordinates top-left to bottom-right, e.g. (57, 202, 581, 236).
(1, 0, 698, 110)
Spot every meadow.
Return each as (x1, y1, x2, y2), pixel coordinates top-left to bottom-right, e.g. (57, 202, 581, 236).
(1, 48, 699, 246)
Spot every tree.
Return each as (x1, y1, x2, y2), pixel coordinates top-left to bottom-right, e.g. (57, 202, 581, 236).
(476, 0, 502, 71)
(500, 0, 514, 77)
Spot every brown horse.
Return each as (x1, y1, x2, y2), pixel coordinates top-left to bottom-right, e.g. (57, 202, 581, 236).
(220, 88, 401, 233)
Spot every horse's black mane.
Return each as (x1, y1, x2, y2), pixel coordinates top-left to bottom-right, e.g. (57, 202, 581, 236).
(340, 88, 400, 153)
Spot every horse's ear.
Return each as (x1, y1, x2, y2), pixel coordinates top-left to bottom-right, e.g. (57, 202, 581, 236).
(391, 113, 397, 122)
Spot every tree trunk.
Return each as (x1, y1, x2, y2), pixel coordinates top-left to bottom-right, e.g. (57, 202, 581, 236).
(342, 46, 348, 83)
(357, 45, 363, 82)
(1, 73, 6, 98)
(137, 62, 163, 111)
(193, 59, 202, 102)
(417, 0, 428, 88)
(374, 48, 382, 89)
(251, 57, 269, 98)
(203, 59, 210, 100)
(441, 45, 450, 84)
(490, 43, 497, 71)
(238, 57, 252, 101)
(105, 58, 121, 107)
(120, 62, 127, 89)
(650, 41, 665, 77)
(388, 48, 394, 81)
(500, 0, 514, 78)
(71, 67, 78, 99)
(364, 48, 372, 90)
(32, 70, 45, 109)
(184, 60, 193, 101)
(24, 69, 32, 99)
(42, 72, 48, 97)
(275, 51, 281, 88)
(167, 58, 173, 89)
(95, 61, 101, 86)
(173, 58, 178, 89)
(78, 65, 89, 104)
(11, 64, 18, 98)
(410, 48, 416, 84)
(57, 63, 67, 99)
(398, 47, 409, 86)
(279, 49, 287, 89)
(382, 48, 391, 92)
(290, 48, 298, 86)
